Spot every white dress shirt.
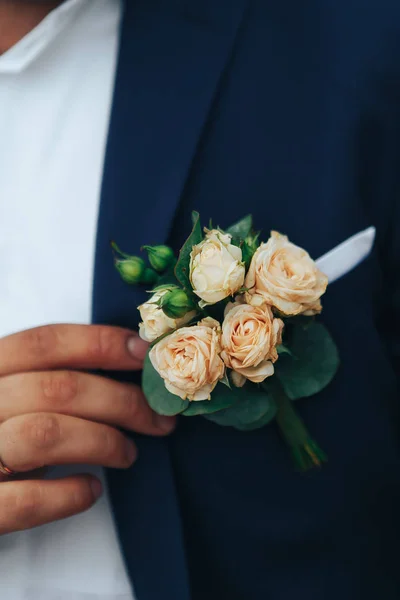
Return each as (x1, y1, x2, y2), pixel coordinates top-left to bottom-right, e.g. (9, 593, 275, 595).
(0, 1, 136, 599)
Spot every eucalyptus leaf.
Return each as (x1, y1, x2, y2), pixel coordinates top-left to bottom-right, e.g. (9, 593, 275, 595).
(174, 211, 202, 289)
(233, 408, 279, 431)
(282, 315, 315, 329)
(277, 344, 295, 357)
(182, 383, 236, 416)
(220, 372, 232, 389)
(225, 215, 253, 242)
(142, 353, 189, 415)
(275, 321, 340, 400)
(205, 383, 277, 429)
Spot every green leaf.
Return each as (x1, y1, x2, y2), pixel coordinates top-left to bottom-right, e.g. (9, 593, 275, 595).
(240, 231, 260, 268)
(241, 239, 256, 269)
(277, 344, 294, 357)
(152, 269, 179, 289)
(234, 408, 279, 431)
(225, 215, 253, 242)
(204, 383, 277, 430)
(142, 353, 189, 415)
(275, 321, 340, 400)
(220, 371, 232, 389)
(282, 315, 315, 328)
(182, 383, 236, 416)
(174, 211, 203, 289)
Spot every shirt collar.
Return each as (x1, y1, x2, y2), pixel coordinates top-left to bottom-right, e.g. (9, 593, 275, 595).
(0, 0, 88, 74)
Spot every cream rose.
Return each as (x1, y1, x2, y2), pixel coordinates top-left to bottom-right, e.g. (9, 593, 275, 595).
(245, 231, 328, 315)
(189, 229, 245, 306)
(138, 290, 196, 343)
(221, 302, 284, 387)
(149, 317, 225, 401)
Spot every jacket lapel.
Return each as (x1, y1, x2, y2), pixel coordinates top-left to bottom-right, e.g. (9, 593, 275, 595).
(92, 1, 248, 599)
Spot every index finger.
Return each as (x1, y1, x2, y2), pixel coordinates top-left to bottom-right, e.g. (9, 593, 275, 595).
(0, 325, 148, 376)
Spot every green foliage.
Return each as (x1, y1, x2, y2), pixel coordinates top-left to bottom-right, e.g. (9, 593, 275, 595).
(267, 379, 328, 470)
(142, 245, 175, 272)
(114, 257, 146, 284)
(142, 353, 189, 415)
(174, 211, 203, 289)
(276, 344, 294, 357)
(241, 231, 260, 268)
(160, 288, 196, 319)
(142, 268, 158, 285)
(118, 210, 339, 471)
(205, 383, 277, 430)
(275, 321, 340, 400)
(154, 271, 179, 289)
(182, 383, 237, 416)
(225, 214, 253, 242)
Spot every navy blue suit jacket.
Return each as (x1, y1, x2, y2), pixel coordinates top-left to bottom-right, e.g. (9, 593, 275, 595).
(92, 1, 400, 598)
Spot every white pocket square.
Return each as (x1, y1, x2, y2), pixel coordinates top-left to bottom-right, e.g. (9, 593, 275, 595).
(315, 226, 376, 284)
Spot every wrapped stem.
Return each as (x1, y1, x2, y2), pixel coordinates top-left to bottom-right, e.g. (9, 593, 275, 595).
(265, 381, 327, 471)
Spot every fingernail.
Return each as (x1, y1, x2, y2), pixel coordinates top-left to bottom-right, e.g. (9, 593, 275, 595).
(90, 478, 103, 500)
(127, 335, 149, 361)
(125, 439, 137, 464)
(155, 414, 176, 434)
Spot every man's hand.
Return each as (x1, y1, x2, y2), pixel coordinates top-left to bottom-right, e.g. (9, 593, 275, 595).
(0, 324, 175, 535)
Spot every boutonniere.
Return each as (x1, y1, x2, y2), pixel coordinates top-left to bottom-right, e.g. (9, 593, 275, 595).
(112, 213, 340, 471)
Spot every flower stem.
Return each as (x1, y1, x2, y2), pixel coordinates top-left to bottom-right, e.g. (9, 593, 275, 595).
(266, 381, 327, 471)
(110, 241, 132, 259)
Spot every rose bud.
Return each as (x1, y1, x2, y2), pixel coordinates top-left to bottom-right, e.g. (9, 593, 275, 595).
(115, 256, 146, 284)
(142, 245, 175, 272)
(139, 289, 197, 342)
(142, 267, 158, 285)
(160, 288, 196, 319)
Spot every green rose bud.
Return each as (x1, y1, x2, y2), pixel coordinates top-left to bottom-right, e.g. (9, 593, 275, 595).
(160, 288, 196, 319)
(115, 257, 146, 284)
(142, 268, 159, 285)
(142, 245, 175, 273)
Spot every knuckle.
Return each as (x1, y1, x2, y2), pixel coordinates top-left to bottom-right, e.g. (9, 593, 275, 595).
(86, 327, 118, 361)
(25, 326, 58, 360)
(69, 480, 95, 513)
(101, 428, 126, 466)
(119, 386, 143, 425)
(41, 371, 79, 406)
(25, 414, 61, 451)
(12, 485, 42, 529)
